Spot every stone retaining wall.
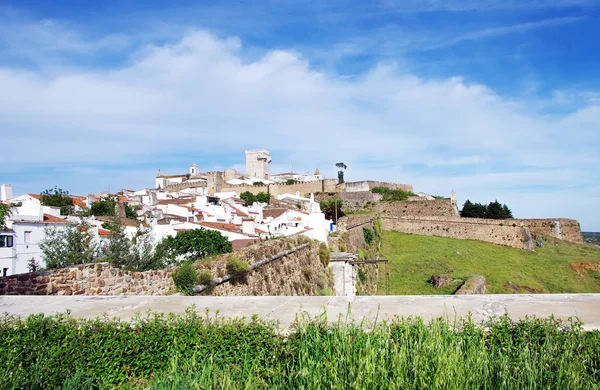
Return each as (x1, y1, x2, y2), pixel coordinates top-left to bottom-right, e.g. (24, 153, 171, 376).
(382, 216, 533, 250)
(0, 263, 174, 296)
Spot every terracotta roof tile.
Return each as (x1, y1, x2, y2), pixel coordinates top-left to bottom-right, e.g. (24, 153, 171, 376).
(98, 228, 112, 237)
(192, 221, 242, 234)
(262, 208, 287, 219)
(27, 194, 42, 200)
(231, 238, 260, 252)
(157, 198, 195, 206)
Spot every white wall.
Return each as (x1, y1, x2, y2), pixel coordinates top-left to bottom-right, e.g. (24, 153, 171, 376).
(7, 222, 68, 275)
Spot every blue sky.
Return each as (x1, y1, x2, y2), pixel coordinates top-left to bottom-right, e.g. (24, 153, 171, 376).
(1, 1, 599, 230)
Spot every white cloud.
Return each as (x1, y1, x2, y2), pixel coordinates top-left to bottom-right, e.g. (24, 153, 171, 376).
(1, 29, 599, 229)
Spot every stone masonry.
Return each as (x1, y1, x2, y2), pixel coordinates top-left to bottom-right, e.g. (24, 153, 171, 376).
(0, 263, 175, 296)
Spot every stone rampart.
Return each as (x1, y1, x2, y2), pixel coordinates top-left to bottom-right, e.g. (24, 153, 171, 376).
(315, 191, 382, 211)
(381, 216, 533, 250)
(0, 263, 174, 296)
(376, 199, 456, 217)
(346, 181, 413, 193)
(220, 179, 340, 197)
(522, 218, 583, 243)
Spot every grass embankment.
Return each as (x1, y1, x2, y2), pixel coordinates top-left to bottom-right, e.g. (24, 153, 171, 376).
(1, 310, 599, 389)
(378, 231, 600, 295)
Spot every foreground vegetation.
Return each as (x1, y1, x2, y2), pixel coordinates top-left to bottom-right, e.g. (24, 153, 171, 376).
(1, 310, 599, 389)
(378, 231, 600, 295)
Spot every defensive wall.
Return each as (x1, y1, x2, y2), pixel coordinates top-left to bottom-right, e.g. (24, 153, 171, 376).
(375, 198, 457, 217)
(0, 263, 174, 296)
(219, 179, 341, 197)
(381, 216, 534, 250)
(522, 218, 583, 243)
(315, 191, 382, 211)
(345, 180, 413, 193)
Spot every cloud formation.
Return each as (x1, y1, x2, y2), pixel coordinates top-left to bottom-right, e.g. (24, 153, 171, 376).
(1, 29, 598, 229)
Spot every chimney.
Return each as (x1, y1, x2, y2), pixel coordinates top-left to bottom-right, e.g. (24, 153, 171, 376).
(0, 184, 13, 202)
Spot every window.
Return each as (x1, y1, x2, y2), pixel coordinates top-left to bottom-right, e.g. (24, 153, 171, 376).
(0, 235, 13, 248)
(2, 268, 8, 277)
(24, 231, 32, 243)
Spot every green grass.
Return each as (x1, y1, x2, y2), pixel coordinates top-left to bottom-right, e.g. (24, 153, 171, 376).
(378, 231, 600, 295)
(2, 310, 599, 389)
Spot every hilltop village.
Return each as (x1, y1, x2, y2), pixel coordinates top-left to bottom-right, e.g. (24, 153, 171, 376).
(0, 148, 584, 282)
(0, 149, 417, 276)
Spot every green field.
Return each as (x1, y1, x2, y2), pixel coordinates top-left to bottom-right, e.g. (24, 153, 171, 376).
(378, 231, 600, 295)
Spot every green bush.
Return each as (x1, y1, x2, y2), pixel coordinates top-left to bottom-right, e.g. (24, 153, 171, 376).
(318, 243, 330, 267)
(172, 261, 198, 295)
(371, 186, 416, 201)
(0, 313, 598, 389)
(197, 269, 213, 285)
(363, 228, 374, 245)
(226, 256, 250, 283)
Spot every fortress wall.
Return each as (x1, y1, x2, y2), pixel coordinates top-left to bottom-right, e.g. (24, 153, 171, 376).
(381, 216, 530, 250)
(522, 218, 583, 243)
(346, 181, 413, 193)
(315, 191, 382, 211)
(376, 199, 456, 217)
(219, 179, 340, 197)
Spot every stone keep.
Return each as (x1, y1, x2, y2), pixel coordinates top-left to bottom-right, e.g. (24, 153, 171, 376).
(245, 149, 272, 179)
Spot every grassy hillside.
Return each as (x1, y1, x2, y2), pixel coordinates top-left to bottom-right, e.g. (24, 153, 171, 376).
(378, 231, 600, 295)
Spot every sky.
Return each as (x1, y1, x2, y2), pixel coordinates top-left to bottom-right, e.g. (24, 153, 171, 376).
(1, 0, 599, 230)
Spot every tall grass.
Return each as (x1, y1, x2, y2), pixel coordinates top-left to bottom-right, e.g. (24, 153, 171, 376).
(1, 309, 599, 389)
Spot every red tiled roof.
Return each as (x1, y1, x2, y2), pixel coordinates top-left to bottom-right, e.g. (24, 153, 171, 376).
(231, 238, 260, 252)
(262, 208, 287, 219)
(98, 228, 112, 237)
(27, 194, 42, 200)
(43, 214, 68, 223)
(255, 227, 268, 234)
(229, 204, 248, 217)
(157, 198, 194, 206)
(193, 221, 242, 234)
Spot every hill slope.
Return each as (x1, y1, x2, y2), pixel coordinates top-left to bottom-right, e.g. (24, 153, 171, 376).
(378, 231, 600, 295)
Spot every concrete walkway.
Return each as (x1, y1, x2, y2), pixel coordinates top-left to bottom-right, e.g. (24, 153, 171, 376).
(2, 294, 600, 330)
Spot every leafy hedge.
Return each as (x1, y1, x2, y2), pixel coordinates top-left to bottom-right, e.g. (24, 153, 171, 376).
(0, 312, 599, 389)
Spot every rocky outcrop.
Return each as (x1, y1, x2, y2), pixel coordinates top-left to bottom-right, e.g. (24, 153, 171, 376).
(431, 275, 452, 288)
(455, 276, 486, 295)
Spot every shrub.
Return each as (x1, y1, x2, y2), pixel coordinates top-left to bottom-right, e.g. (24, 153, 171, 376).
(371, 186, 416, 201)
(363, 228, 374, 245)
(318, 243, 330, 267)
(155, 228, 232, 264)
(227, 256, 250, 283)
(197, 269, 213, 285)
(172, 261, 198, 295)
(536, 238, 545, 248)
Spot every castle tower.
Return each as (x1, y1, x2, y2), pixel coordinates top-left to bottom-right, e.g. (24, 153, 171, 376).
(190, 163, 199, 176)
(245, 149, 272, 179)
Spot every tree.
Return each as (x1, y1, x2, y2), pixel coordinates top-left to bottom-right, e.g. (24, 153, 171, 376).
(40, 187, 74, 215)
(40, 222, 98, 269)
(461, 199, 513, 219)
(240, 191, 270, 206)
(90, 196, 117, 216)
(335, 162, 347, 184)
(27, 258, 40, 273)
(155, 228, 232, 264)
(0, 203, 12, 229)
(286, 179, 298, 185)
(100, 217, 136, 269)
(130, 230, 165, 271)
(320, 199, 344, 223)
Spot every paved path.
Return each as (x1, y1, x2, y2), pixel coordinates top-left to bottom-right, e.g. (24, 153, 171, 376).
(2, 294, 599, 330)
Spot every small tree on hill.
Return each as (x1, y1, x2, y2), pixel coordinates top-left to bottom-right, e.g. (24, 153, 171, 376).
(155, 228, 232, 264)
(240, 191, 270, 206)
(41, 187, 74, 215)
(336, 162, 347, 184)
(461, 199, 513, 219)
